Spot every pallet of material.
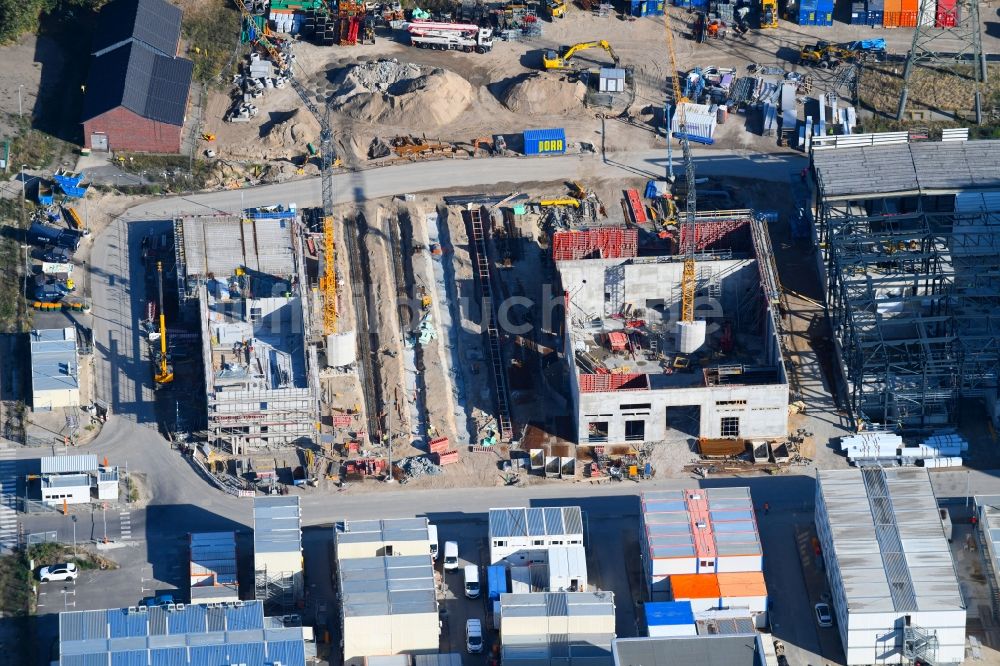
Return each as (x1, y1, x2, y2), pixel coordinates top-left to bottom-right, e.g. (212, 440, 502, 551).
(698, 437, 747, 457)
(434, 450, 459, 465)
(428, 437, 451, 454)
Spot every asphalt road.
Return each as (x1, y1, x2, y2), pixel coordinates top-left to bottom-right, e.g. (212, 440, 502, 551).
(113, 149, 808, 220)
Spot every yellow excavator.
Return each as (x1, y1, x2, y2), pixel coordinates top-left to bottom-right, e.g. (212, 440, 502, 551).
(543, 40, 620, 70)
(546, 0, 567, 18)
(759, 0, 778, 27)
(153, 261, 174, 385)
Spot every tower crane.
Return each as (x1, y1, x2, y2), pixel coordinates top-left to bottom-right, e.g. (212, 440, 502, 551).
(662, 5, 698, 326)
(153, 261, 174, 385)
(231, 0, 338, 334)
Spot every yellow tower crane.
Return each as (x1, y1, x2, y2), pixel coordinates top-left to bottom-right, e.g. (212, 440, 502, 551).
(320, 216, 337, 334)
(662, 5, 697, 324)
(154, 261, 174, 384)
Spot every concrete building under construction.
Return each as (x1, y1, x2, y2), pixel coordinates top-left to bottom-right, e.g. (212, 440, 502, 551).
(174, 210, 319, 454)
(812, 138, 1000, 429)
(555, 214, 788, 444)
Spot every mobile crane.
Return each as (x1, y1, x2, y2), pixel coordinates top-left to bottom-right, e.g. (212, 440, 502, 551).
(153, 261, 174, 385)
(543, 40, 620, 70)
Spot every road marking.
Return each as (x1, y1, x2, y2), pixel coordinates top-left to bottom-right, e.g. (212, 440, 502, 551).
(120, 511, 132, 540)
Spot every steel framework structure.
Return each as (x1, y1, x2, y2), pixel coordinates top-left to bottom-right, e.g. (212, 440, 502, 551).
(820, 199, 1000, 428)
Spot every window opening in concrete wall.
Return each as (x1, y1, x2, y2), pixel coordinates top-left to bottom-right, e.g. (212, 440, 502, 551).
(588, 421, 609, 443)
(625, 419, 646, 441)
(721, 416, 740, 438)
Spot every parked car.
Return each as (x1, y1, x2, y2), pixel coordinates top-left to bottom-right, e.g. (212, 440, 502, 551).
(443, 541, 459, 571)
(464, 565, 481, 599)
(39, 562, 78, 582)
(140, 594, 175, 607)
(40, 246, 71, 263)
(466, 619, 484, 654)
(814, 602, 833, 627)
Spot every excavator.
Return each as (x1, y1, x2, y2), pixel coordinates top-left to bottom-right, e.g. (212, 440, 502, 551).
(759, 0, 778, 27)
(543, 40, 620, 70)
(152, 261, 173, 385)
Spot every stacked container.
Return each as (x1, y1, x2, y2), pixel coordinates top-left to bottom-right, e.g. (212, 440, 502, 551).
(935, 0, 957, 26)
(866, 0, 883, 24)
(791, 0, 819, 25)
(883, 0, 901, 26)
(850, 1, 868, 23)
(899, 0, 918, 26)
(816, 0, 833, 25)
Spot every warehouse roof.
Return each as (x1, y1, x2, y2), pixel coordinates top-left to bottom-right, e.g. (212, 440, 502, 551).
(813, 139, 1000, 199)
(489, 506, 584, 538)
(30, 328, 79, 394)
(253, 496, 302, 555)
(641, 488, 762, 561)
(90, 0, 181, 57)
(612, 635, 766, 666)
(58, 601, 308, 666)
(336, 518, 430, 544)
(817, 468, 964, 614)
(41, 454, 98, 475)
(338, 555, 437, 617)
(82, 41, 193, 126)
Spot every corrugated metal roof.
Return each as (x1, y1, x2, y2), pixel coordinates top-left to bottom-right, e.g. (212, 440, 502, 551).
(336, 517, 429, 544)
(30, 328, 79, 395)
(818, 468, 965, 614)
(641, 489, 761, 561)
(499, 591, 615, 618)
(489, 507, 585, 539)
(43, 474, 91, 489)
(42, 455, 99, 475)
(338, 555, 437, 618)
(253, 496, 302, 555)
(814, 140, 1000, 199)
(82, 41, 192, 126)
(59, 602, 306, 665)
(90, 0, 181, 58)
(612, 635, 765, 666)
(414, 654, 464, 666)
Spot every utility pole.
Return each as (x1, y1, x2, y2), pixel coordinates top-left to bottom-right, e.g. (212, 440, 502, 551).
(896, 0, 985, 123)
(71, 515, 77, 559)
(18, 85, 23, 119)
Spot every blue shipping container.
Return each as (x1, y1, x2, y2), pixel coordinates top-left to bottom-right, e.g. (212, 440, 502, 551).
(850, 9, 868, 22)
(866, 9, 882, 22)
(816, 11, 833, 23)
(523, 128, 566, 155)
(487, 565, 508, 601)
(796, 8, 817, 22)
(645, 601, 695, 628)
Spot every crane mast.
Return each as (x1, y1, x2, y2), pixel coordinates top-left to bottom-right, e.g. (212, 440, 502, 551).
(662, 5, 697, 324)
(154, 261, 173, 384)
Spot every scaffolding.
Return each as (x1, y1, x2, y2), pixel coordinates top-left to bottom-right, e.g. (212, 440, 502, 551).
(253, 566, 296, 613)
(818, 187, 1000, 429)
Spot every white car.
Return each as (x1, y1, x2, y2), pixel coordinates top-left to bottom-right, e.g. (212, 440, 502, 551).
(39, 562, 78, 582)
(814, 602, 833, 627)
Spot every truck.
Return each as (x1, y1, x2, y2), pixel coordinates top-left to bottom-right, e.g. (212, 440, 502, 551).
(27, 221, 81, 251)
(406, 21, 493, 53)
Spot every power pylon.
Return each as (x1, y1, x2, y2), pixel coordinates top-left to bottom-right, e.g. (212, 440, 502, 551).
(896, 0, 986, 123)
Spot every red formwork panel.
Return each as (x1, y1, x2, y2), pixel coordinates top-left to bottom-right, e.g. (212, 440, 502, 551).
(429, 437, 451, 454)
(624, 189, 648, 224)
(678, 218, 750, 252)
(552, 228, 639, 261)
(434, 450, 460, 465)
(578, 373, 650, 392)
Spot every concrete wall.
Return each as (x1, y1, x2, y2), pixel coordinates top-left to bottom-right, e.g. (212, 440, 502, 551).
(576, 382, 788, 443)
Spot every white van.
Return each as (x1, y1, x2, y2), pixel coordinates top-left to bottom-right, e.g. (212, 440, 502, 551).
(466, 618, 484, 654)
(443, 541, 459, 571)
(464, 565, 481, 599)
(428, 524, 439, 561)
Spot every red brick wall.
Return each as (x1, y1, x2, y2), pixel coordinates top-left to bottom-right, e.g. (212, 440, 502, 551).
(83, 107, 182, 153)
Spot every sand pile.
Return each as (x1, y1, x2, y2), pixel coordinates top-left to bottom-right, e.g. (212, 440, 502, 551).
(330, 59, 474, 129)
(225, 108, 320, 160)
(500, 73, 586, 115)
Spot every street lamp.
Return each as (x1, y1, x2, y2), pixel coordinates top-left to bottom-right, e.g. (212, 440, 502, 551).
(71, 515, 77, 559)
(18, 85, 23, 119)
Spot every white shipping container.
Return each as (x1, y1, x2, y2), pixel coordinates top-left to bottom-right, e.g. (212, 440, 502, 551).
(647, 622, 698, 637)
(42, 262, 73, 274)
(922, 456, 963, 468)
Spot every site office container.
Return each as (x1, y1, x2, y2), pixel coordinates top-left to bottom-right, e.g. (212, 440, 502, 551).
(523, 128, 567, 155)
(935, 0, 957, 26)
(716, 572, 768, 612)
(668, 573, 721, 612)
(645, 601, 697, 637)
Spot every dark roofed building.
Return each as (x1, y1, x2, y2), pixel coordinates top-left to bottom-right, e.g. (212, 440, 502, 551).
(82, 0, 192, 153)
(612, 635, 767, 666)
(90, 0, 181, 57)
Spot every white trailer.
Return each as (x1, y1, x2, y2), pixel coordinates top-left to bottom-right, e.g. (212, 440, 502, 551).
(406, 21, 493, 53)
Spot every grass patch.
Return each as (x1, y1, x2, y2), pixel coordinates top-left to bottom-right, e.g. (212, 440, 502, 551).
(114, 153, 213, 191)
(0, 197, 26, 332)
(859, 61, 1000, 121)
(3, 120, 60, 175)
(182, 0, 242, 85)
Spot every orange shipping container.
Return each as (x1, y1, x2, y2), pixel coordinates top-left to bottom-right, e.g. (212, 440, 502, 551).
(669, 574, 720, 599)
(883, 0, 901, 26)
(898, 0, 918, 25)
(716, 571, 768, 597)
